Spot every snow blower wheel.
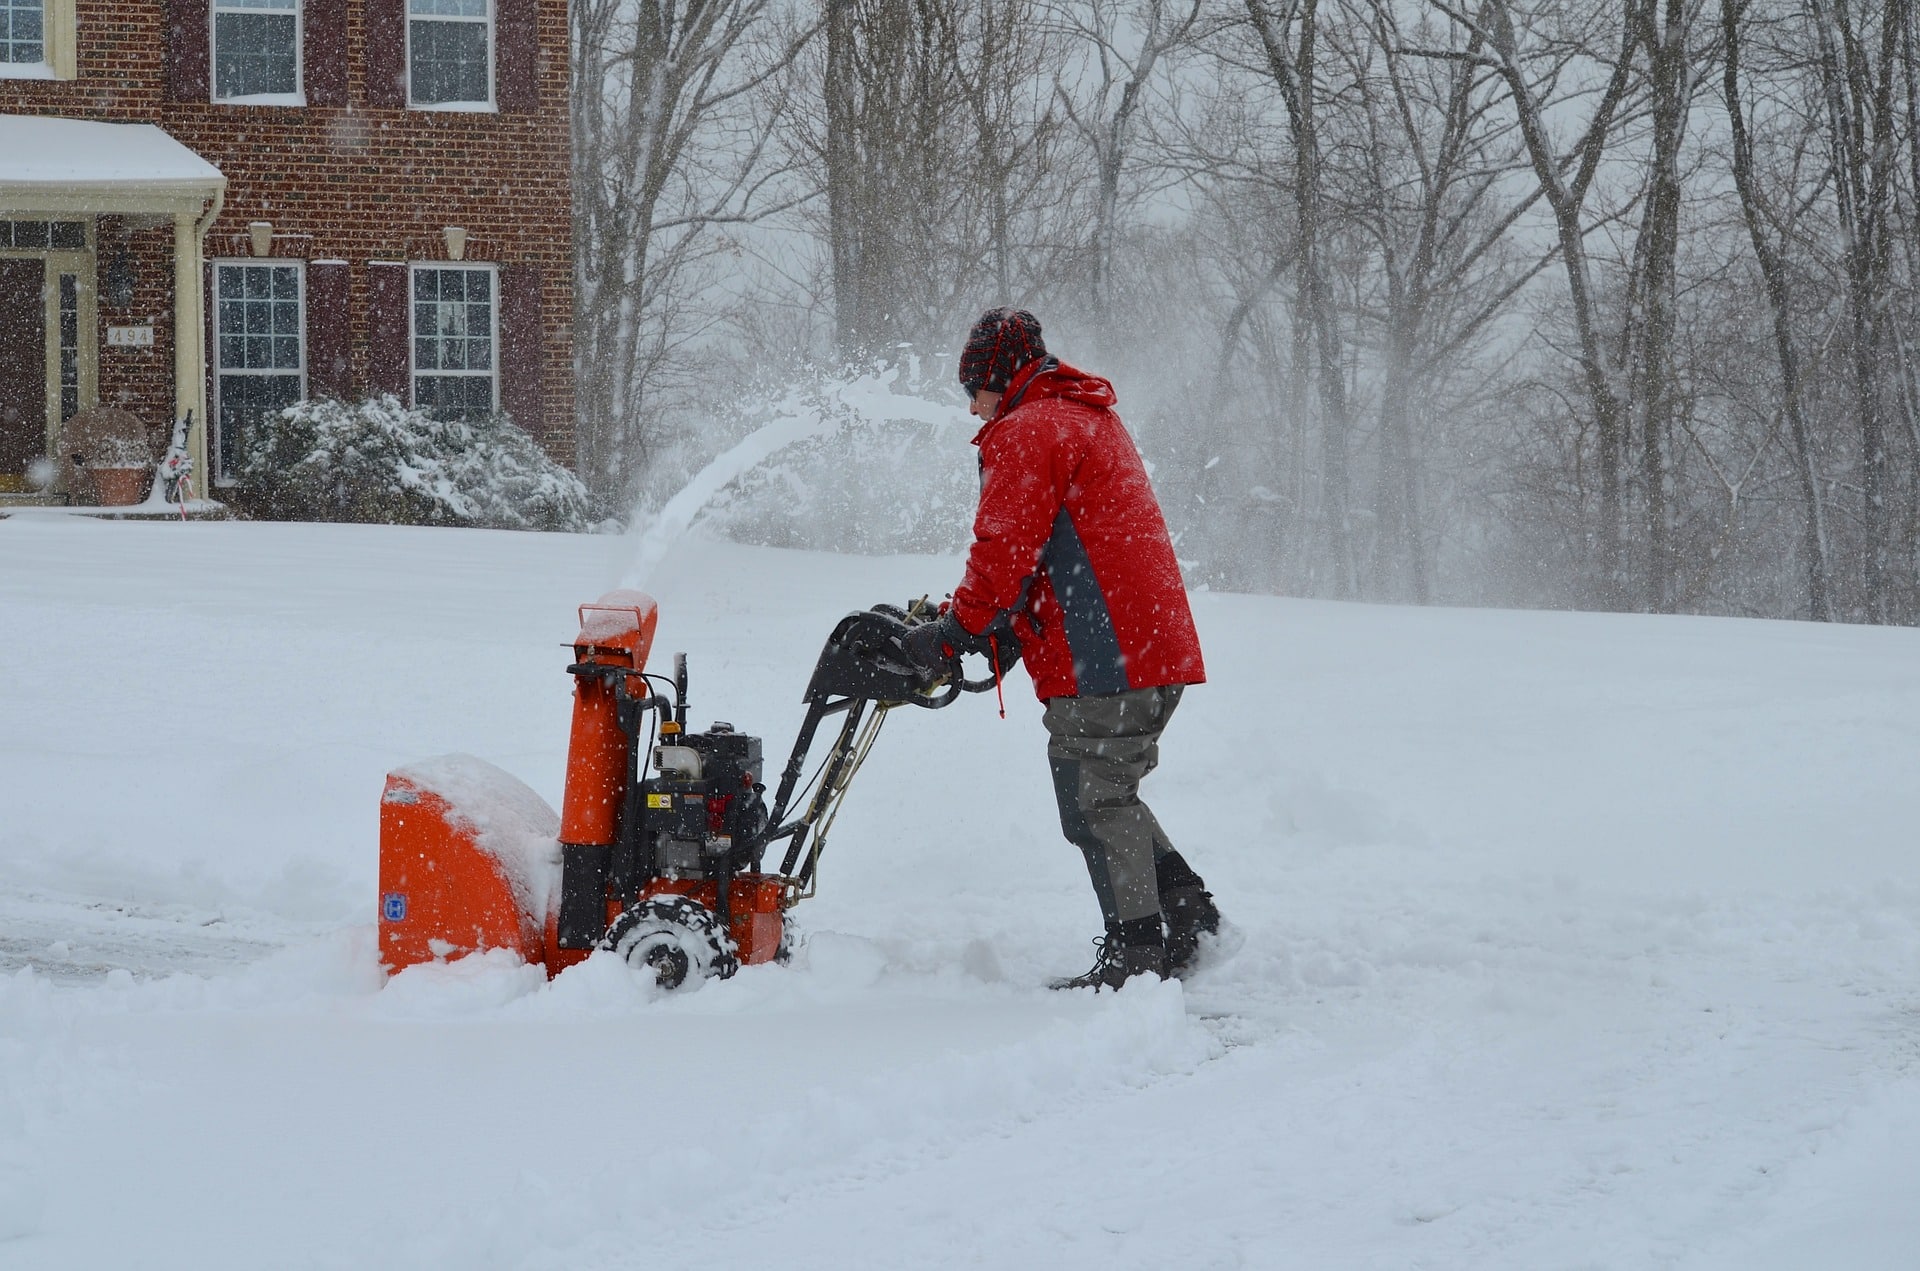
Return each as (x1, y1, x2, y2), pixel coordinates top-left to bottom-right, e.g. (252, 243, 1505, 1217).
(603, 895, 738, 990)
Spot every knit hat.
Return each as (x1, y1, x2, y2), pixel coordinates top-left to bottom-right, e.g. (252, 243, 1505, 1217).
(957, 308, 1046, 396)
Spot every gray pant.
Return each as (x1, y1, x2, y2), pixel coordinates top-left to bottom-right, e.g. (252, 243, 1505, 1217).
(1044, 684, 1185, 931)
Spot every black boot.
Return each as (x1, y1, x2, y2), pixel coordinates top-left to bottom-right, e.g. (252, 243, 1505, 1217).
(1050, 917, 1168, 991)
(1162, 884, 1221, 978)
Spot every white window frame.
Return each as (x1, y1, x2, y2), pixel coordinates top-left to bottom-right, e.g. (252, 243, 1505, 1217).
(0, 0, 74, 79)
(409, 262, 499, 416)
(212, 259, 307, 486)
(210, 0, 305, 106)
(405, 0, 494, 112)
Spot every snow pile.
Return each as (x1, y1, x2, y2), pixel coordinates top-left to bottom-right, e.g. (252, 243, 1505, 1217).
(230, 394, 595, 531)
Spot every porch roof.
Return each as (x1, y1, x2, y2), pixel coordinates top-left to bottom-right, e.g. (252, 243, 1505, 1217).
(0, 114, 225, 216)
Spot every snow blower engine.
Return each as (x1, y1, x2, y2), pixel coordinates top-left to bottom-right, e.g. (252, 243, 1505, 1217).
(377, 592, 994, 989)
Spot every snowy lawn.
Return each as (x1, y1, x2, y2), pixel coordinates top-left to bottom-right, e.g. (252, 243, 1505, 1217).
(2, 512, 1918, 1269)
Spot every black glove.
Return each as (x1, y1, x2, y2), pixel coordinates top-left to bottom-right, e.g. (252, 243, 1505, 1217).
(901, 611, 980, 678)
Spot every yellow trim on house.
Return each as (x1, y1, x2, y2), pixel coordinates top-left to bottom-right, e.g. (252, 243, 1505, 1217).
(47, 0, 77, 80)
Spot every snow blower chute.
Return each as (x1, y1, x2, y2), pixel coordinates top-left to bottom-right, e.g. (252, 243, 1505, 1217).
(378, 592, 993, 988)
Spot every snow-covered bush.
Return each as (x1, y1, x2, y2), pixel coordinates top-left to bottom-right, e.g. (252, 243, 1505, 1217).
(230, 395, 595, 531)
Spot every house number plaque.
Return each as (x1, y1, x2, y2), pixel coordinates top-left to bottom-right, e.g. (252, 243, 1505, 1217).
(106, 326, 155, 348)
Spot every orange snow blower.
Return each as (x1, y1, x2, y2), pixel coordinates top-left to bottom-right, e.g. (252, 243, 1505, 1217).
(377, 591, 993, 988)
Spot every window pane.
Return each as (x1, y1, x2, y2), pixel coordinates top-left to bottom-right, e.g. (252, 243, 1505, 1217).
(218, 265, 303, 373)
(11, 220, 47, 248)
(410, 0, 485, 17)
(415, 374, 493, 421)
(215, 12, 297, 98)
(217, 374, 303, 478)
(52, 221, 85, 249)
(2, 0, 45, 62)
(409, 18, 489, 105)
(411, 269, 494, 418)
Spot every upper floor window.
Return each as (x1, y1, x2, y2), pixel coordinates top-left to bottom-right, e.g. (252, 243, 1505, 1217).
(0, 0, 70, 78)
(408, 0, 490, 108)
(0, 0, 44, 67)
(213, 0, 301, 102)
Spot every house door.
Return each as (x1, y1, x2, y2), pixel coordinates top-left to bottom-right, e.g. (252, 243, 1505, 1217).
(0, 257, 46, 489)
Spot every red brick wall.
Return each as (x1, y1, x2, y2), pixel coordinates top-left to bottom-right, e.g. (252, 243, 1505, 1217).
(0, 0, 575, 463)
(91, 221, 179, 435)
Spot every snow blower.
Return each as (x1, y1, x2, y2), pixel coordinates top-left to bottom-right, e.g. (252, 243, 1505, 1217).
(377, 591, 994, 989)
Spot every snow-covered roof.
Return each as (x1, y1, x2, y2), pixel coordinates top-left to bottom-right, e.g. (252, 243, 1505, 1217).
(0, 114, 225, 215)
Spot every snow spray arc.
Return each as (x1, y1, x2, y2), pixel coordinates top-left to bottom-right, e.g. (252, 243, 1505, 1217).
(619, 372, 967, 590)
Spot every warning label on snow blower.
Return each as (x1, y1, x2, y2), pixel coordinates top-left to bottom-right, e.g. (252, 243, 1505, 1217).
(647, 794, 673, 809)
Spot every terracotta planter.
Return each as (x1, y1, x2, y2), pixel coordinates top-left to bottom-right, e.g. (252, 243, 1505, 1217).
(89, 466, 151, 507)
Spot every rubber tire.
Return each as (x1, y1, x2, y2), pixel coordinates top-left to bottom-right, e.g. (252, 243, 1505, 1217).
(602, 895, 738, 989)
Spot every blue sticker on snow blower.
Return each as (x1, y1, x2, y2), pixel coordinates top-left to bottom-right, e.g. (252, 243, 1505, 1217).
(382, 893, 407, 922)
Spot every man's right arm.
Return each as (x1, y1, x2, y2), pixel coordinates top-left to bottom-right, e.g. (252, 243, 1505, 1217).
(950, 415, 1076, 634)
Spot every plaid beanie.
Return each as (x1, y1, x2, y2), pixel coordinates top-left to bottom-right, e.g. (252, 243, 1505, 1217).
(957, 307, 1046, 396)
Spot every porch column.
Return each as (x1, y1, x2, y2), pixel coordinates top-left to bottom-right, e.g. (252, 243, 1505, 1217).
(174, 210, 208, 496)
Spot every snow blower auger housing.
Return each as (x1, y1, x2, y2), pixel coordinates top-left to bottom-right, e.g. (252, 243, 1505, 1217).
(378, 593, 992, 989)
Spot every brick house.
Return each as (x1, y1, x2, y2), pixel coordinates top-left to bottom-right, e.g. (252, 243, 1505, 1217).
(0, 0, 572, 500)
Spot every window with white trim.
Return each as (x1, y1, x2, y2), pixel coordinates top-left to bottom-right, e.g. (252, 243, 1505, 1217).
(0, 0, 43, 65)
(408, 0, 491, 108)
(411, 265, 496, 419)
(214, 263, 305, 482)
(213, 0, 301, 101)
(0, 0, 69, 77)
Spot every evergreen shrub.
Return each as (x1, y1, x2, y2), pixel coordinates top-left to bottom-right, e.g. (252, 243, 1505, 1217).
(230, 395, 596, 531)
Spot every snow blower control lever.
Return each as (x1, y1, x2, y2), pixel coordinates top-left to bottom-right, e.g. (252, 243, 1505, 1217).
(377, 593, 997, 990)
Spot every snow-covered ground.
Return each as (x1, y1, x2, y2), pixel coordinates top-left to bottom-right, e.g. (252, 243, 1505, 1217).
(3, 510, 1918, 1269)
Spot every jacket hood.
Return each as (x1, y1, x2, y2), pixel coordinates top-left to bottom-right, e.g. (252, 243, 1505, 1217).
(1007, 358, 1116, 412)
(971, 359, 1117, 445)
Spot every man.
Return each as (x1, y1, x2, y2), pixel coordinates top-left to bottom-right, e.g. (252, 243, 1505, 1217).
(904, 307, 1221, 991)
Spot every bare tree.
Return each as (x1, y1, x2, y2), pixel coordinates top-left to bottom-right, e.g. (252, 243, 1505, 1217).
(1428, 0, 1642, 608)
(1343, 0, 1551, 601)
(572, 0, 813, 500)
(1720, 0, 1832, 619)
(820, 0, 1066, 362)
(1808, 0, 1904, 620)
(1050, 0, 1204, 333)
(1245, 0, 1361, 596)
(1617, 0, 1691, 610)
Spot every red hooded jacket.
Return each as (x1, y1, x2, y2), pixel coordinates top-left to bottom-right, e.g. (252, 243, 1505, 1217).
(950, 357, 1206, 701)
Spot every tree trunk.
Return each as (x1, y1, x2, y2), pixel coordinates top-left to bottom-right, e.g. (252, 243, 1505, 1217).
(1722, 0, 1831, 620)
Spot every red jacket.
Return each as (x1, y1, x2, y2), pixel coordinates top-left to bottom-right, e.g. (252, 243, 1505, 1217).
(950, 358, 1206, 701)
